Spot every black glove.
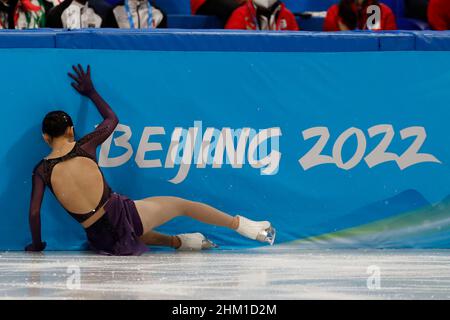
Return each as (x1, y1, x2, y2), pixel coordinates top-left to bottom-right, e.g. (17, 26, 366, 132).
(68, 64, 96, 97)
(25, 241, 47, 252)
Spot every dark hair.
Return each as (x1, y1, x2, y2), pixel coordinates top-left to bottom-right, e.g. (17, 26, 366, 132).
(339, 0, 380, 30)
(42, 111, 74, 138)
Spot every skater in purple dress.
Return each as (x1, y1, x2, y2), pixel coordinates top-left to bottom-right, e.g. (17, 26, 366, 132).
(25, 65, 275, 255)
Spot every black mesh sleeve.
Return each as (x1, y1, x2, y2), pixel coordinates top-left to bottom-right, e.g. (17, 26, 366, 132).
(78, 91, 119, 158)
(28, 162, 46, 249)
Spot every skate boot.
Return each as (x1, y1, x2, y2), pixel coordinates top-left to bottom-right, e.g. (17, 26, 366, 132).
(235, 215, 276, 245)
(176, 233, 218, 251)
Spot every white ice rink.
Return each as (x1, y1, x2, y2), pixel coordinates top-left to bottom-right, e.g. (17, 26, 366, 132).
(1, 248, 449, 300)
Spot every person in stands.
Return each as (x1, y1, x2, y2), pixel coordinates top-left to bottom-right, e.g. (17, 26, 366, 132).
(428, 0, 450, 30)
(225, 0, 299, 31)
(102, 0, 166, 28)
(404, 0, 429, 22)
(46, 0, 111, 28)
(0, 0, 51, 29)
(191, 0, 245, 22)
(324, 0, 397, 31)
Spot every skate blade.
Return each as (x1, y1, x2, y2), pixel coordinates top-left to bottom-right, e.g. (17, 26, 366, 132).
(256, 226, 276, 245)
(202, 239, 219, 250)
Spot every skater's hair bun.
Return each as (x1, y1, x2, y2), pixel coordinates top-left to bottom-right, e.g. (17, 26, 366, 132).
(42, 111, 74, 138)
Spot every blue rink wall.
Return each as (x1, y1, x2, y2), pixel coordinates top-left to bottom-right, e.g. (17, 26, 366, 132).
(0, 29, 449, 250)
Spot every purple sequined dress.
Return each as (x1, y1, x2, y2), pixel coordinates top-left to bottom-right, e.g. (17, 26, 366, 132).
(85, 193, 148, 256)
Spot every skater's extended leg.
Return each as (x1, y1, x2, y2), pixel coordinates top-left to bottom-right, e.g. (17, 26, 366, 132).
(134, 196, 239, 232)
(134, 196, 275, 248)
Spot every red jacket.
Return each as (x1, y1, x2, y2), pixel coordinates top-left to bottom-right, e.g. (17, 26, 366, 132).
(428, 0, 450, 30)
(225, 1, 299, 31)
(191, 0, 207, 14)
(324, 2, 397, 31)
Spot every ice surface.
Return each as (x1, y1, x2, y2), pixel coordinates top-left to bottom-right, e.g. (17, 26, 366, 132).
(0, 248, 449, 300)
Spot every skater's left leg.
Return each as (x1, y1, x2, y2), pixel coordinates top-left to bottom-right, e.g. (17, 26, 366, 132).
(140, 230, 180, 248)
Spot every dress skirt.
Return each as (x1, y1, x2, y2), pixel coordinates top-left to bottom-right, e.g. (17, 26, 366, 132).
(85, 193, 149, 256)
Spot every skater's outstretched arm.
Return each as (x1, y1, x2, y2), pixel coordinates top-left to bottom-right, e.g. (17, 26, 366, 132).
(25, 164, 47, 252)
(68, 65, 118, 156)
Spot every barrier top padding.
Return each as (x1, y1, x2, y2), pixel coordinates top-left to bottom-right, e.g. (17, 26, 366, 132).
(0, 30, 56, 48)
(412, 31, 450, 51)
(1, 29, 450, 52)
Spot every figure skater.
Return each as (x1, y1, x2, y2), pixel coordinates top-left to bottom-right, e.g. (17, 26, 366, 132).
(25, 65, 275, 255)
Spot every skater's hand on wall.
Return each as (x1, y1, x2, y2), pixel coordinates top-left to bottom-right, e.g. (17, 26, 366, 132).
(68, 64, 96, 97)
(25, 241, 46, 252)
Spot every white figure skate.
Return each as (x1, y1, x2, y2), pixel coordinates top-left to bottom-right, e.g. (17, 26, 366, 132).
(176, 232, 218, 251)
(235, 215, 276, 245)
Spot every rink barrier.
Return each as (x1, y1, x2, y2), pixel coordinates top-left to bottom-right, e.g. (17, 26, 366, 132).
(0, 29, 449, 251)
(0, 29, 450, 51)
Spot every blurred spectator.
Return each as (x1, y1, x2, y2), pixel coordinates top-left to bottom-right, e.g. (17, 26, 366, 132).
(0, 0, 15, 28)
(225, 0, 299, 30)
(192, 0, 246, 22)
(46, 0, 110, 28)
(0, 0, 51, 28)
(103, 0, 166, 28)
(404, 0, 428, 21)
(428, 0, 450, 30)
(324, 0, 397, 31)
